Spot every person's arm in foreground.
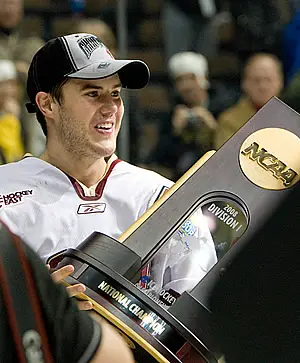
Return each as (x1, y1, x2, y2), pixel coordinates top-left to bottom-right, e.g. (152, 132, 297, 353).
(89, 312, 134, 363)
(27, 246, 134, 363)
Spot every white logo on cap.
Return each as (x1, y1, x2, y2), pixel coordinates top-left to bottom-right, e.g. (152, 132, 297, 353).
(77, 35, 103, 59)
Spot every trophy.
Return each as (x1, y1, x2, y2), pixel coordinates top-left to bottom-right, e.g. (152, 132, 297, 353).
(50, 97, 300, 362)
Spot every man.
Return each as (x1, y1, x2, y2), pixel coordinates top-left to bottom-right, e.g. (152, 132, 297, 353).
(148, 51, 217, 180)
(0, 0, 43, 72)
(214, 53, 284, 149)
(162, 0, 219, 60)
(0, 220, 134, 362)
(0, 34, 217, 300)
(0, 0, 46, 155)
(0, 59, 24, 164)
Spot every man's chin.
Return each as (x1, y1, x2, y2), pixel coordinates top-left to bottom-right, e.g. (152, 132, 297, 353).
(95, 145, 116, 159)
(255, 96, 274, 107)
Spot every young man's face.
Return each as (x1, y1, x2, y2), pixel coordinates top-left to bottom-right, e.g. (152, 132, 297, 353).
(50, 74, 124, 160)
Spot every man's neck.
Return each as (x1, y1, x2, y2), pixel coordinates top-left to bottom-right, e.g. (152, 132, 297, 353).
(40, 148, 107, 188)
(249, 99, 263, 112)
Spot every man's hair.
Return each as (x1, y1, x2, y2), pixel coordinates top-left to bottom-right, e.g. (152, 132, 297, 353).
(36, 78, 69, 136)
(243, 52, 284, 80)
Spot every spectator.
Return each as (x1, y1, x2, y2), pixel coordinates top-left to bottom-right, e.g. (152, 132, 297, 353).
(227, 0, 286, 62)
(0, 0, 45, 156)
(0, 0, 43, 81)
(214, 53, 284, 149)
(148, 51, 217, 180)
(162, 0, 220, 60)
(0, 59, 24, 164)
(74, 18, 117, 57)
(0, 59, 20, 116)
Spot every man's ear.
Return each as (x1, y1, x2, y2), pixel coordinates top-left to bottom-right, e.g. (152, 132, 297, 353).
(35, 92, 54, 118)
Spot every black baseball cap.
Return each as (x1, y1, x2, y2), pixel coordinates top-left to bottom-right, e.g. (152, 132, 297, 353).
(26, 33, 150, 113)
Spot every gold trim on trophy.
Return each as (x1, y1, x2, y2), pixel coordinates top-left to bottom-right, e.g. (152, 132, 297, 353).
(91, 299, 170, 362)
(61, 285, 171, 362)
(119, 150, 216, 242)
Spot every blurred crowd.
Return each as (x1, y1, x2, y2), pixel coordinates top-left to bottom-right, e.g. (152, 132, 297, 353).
(2, 0, 300, 181)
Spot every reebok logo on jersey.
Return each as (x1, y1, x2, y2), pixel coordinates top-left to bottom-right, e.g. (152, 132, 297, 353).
(0, 190, 33, 209)
(77, 203, 106, 214)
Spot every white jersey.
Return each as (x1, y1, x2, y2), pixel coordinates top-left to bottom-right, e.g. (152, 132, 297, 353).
(0, 155, 217, 303)
(0, 155, 173, 261)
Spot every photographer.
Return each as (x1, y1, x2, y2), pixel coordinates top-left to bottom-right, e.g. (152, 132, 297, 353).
(0, 59, 24, 165)
(148, 52, 217, 180)
(214, 53, 284, 149)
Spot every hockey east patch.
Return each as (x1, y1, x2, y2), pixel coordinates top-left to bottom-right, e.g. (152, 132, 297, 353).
(0, 190, 34, 209)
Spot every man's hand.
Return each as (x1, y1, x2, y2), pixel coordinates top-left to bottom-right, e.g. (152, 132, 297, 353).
(172, 105, 218, 135)
(89, 312, 135, 363)
(172, 105, 190, 135)
(49, 264, 93, 311)
(191, 106, 218, 130)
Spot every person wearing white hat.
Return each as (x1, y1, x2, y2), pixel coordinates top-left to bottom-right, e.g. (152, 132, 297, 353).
(0, 59, 17, 81)
(0, 59, 19, 115)
(168, 51, 211, 111)
(0, 0, 45, 157)
(0, 59, 24, 164)
(162, 0, 218, 61)
(148, 51, 218, 180)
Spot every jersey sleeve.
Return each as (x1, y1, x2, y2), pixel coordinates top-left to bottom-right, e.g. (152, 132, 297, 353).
(24, 245, 102, 363)
(146, 182, 174, 210)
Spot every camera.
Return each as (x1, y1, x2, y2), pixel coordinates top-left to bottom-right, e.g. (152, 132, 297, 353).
(186, 110, 200, 126)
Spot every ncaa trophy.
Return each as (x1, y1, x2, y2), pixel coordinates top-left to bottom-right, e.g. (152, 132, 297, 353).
(50, 97, 300, 362)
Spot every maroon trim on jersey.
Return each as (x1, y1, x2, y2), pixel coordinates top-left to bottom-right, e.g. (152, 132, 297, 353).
(68, 159, 122, 201)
